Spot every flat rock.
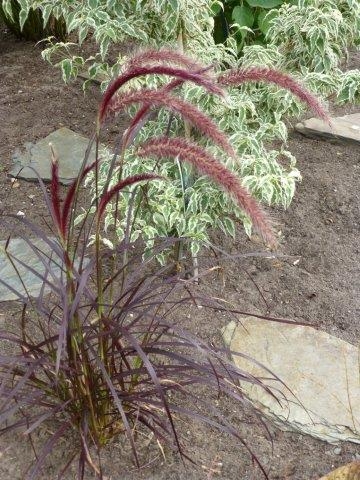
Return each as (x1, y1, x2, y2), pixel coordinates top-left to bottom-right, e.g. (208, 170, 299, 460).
(223, 317, 360, 444)
(9, 127, 102, 185)
(0, 237, 63, 301)
(295, 113, 360, 143)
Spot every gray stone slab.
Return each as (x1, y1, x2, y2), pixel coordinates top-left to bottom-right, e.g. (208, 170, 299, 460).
(223, 317, 360, 444)
(9, 127, 101, 185)
(318, 461, 360, 479)
(0, 237, 63, 301)
(296, 113, 360, 144)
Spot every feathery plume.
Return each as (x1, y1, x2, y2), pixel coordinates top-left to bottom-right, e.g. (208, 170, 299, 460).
(122, 66, 214, 148)
(50, 144, 62, 236)
(97, 173, 161, 220)
(126, 48, 208, 74)
(61, 161, 97, 237)
(219, 67, 329, 122)
(109, 89, 236, 157)
(99, 65, 224, 123)
(137, 137, 276, 246)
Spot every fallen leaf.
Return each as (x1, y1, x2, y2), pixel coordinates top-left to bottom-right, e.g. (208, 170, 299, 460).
(318, 461, 360, 480)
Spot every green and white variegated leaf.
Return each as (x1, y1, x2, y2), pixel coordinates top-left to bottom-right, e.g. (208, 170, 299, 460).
(14, 0, 360, 262)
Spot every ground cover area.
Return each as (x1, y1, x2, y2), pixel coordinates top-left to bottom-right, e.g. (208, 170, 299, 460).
(0, 24, 359, 480)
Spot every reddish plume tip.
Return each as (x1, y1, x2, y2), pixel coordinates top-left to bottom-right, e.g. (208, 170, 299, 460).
(219, 67, 329, 122)
(137, 136, 276, 247)
(126, 48, 206, 73)
(99, 65, 223, 123)
(97, 173, 161, 220)
(109, 88, 236, 158)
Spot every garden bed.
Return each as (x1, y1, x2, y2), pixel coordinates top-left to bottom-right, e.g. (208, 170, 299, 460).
(0, 25, 359, 479)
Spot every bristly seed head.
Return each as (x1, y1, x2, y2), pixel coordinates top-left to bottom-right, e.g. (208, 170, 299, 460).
(97, 173, 161, 220)
(218, 67, 329, 122)
(137, 137, 276, 247)
(99, 65, 224, 123)
(109, 88, 236, 158)
(126, 48, 209, 74)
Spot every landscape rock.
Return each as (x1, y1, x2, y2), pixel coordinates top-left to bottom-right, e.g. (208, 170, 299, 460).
(9, 127, 106, 185)
(0, 237, 63, 301)
(296, 113, 360, 144)
(318, 461, 360, 480)
(222, 317, 360, 444)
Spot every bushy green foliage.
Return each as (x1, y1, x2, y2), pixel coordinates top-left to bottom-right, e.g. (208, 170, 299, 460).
(0, 0, 65, 40)
(212, 0, 288, 51)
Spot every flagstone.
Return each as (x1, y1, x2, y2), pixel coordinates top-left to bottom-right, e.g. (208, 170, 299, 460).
(9, 127, 105, 185)
(0, 237, 63, 301)
(222, 317, 360, 444)
(295, 113, 360, 143)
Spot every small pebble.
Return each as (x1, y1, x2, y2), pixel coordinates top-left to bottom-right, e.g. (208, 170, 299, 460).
(333, 447, 342, 455)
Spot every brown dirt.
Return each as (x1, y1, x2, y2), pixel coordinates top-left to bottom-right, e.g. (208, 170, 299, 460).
(0, 24, 359, 480)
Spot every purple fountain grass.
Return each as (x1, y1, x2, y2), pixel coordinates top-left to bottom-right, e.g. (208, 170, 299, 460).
(109, 88, 236, 157)
(0, 49, 326, 479)
(98, 65, 224, 123)
(97, 173, 161, 220)
(126, 48, 207, 73)
(60, 161, 96, 238)
(137, 136, 276, 247)
(50, 156, 62, 236)
(123, 65, 214, 149)
(219, 67, 329, 122)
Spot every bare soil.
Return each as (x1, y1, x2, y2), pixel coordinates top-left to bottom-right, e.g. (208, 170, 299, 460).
(0, 24, 359, 480)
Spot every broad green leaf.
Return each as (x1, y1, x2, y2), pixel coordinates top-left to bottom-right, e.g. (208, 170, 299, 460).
(168, 0, 179, 12)
(232, 4, 254, 29)
(258, 9, 278, 35)
(246, 0, 284, 7)
(95, 10, 111, 22)
(88, 0, 98, 8)
(190, 241, 201, 256)
(211, 0, 223, 16)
